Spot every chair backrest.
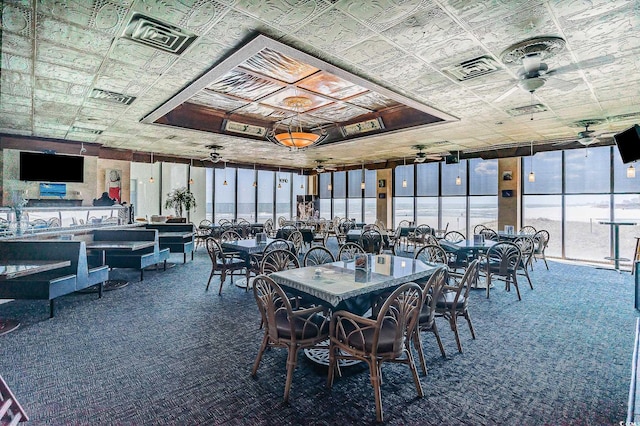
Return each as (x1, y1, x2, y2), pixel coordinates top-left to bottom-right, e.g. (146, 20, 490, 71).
(480, 228, 499, 241)
(441, 259, 480, 313)
(277, 216, 287, 227)
(338, 242, 365, 261)
(519, 225, 537, 235)
(199, 219, 212, 228)
(513, 235, 534, 264)
(359, 229, 383, 254)
(415, 244, 449, 265)
(372, 282, 423, 356)
(533, 229, 549, 253)
(419, 266, 448, 327)
(264, 238, 292, 253)
(486, 242, 521, 275)
(398, 220, 411, 228)
(287, 230, 304, 254)
(473, 224, 487, 234)
(253, 275, 328, 342)
(218, 218, 231, 226)
(263, 218, 274, 232)
(340, 220, 356, 233)
(205, 237, 223, 265)
(303, 246, 336, 266)
(220, 230, 242, 242)
(444, 231, 465, 243)
(415, 224, 431, 236)
(260, 249, 300, 275)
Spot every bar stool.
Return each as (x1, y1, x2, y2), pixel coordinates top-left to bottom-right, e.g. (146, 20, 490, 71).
(633, 237, 640, 275)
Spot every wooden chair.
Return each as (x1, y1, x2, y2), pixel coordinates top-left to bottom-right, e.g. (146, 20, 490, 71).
(480, 228, 499, 241)
(407, 224, 432, 251)
(435, 259, 480, 353)
(532, 229, 550, 270)
(359, 229, 383, 254)
(0, 374, 28, 425)
(473, 224, 487, 234)
(443, 230, 465, 243)
(251, 275, 329, 402)
(303, 246, 335, 267)
(287, 230, 304, 255)
(519, 225, 537, 235)
(513, 235, 535, 289)
(327, 282, 424, 423)
(194, 219, 212, 252)
(260, 249, 299, 275)
(337, 242, 365, 261)
(205, 237, 247, 295)
(412, 266, 448, 374)
(481, 241, 522, 301)
(414, 244, 449, 265)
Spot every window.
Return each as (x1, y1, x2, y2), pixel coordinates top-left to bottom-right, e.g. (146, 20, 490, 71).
(565, 147, 610, 194)
(276, 171, 292, 219)
(257, 170, 274, 223)
(237, 168, 256, 221)
(441, 160, 466, 196)
(214, 167, 235, 221)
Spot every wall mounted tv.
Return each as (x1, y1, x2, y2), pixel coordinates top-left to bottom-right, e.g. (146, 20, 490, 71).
(614, 124, 640, 164)
(19, 151, 85, 183)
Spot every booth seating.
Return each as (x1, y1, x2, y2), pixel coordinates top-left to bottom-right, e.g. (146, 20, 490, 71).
(0, 240, 109, 318)
(144, 223, 195, 263)
(90, 229, 170, 281)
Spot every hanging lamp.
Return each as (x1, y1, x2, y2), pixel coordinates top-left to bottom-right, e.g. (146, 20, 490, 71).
(528, 141, 536, 182)
(149, 152, 155, 183)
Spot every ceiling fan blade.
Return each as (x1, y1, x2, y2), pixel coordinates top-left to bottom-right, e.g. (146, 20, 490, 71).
(543, 76, 578, 91)
(522, 53, 541, 74)
(552, 140, 577, 147)
(546, 54, 616, 76)
(494, 85, 520, 103)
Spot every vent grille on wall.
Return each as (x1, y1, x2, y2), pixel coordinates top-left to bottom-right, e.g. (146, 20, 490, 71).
(70, 126, 103, 135)
(442, 56, 501, 81)
(123, 13, 197, 55)
(89, 88, 136, 105)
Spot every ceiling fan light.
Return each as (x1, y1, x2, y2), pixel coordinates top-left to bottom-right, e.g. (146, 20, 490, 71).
(578, 137, 598, 146)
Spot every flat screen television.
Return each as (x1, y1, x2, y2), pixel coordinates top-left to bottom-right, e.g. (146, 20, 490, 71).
(614, 124, 640, 164)
(19, 151, 85, 182)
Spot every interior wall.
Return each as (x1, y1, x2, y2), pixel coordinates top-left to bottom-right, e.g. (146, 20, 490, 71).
(376, 169, 392, 229)
(498, 157, 521, 231)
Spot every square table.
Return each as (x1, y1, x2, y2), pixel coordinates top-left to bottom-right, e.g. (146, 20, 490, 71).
(85, 240, 157, 290)
(270, 254, 438, 314)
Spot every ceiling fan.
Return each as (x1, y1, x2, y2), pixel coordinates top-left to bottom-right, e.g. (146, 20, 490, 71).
(202, 144, 225, 163)
(494, 36, 615, 102)
(412, 145, 445, 163)
(313, 159, 337, 173)
(553, 123, 614, 148)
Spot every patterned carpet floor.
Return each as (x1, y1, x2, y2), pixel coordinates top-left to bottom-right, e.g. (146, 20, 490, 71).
(0, 246, 637, 425)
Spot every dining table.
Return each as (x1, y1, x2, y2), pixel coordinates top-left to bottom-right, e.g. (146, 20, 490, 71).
(439, 239, 497, 289)
(221, 238, 294, 288)
(0, 259, 71, 335)
(85, 240, 156, 290)
(270, 254, 440, 365)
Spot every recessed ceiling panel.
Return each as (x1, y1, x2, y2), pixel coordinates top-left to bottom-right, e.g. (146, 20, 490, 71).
(206, 69, 285, 101)
(143, 34, 456, 147)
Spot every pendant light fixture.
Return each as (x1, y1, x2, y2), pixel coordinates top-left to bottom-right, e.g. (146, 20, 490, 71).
(149, 152, 155, 183)
(628, 163, 636, 178)
(360, 162, 366, 190)
(300, 168, 304, 189)
(252, 163, 257, 187)
(223, 161, 228, 186)
(528, 141, 536, 182)
(277, 167, 282, 189)
(188, 158, 194, 185)
(455, 151, 461, 186)
(402, 158, 407, 188)
(327, 172, 332, 192)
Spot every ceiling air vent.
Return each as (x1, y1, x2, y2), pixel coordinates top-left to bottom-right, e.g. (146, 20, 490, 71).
(123, 13, 197, 55)
(442, 56, 501, 81)
(506, 103, 547, 117)
(70, 126, 103, 135)
(90, 88, 136, 105)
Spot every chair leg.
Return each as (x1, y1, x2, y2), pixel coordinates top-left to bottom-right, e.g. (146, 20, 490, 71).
(486, 273, 492, 299)
(542, 253, 549, 270)
(463, 310, 476, 340)
(450, 317, 463, 353)
(432, 322, 447, 357)
(206, 268, 215, 292)
(512, 274, 522, 301)
(413, 330, 428, 376)
(326, 342, 337, 388)
(521, 267, 533, 290)
(283, 346, 299, 402)
(406, 345, 424, 398)
(251, 334, 269, 377)
(369, 359, 384, 423)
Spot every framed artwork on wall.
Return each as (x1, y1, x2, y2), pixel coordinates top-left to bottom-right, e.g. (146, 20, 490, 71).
(106, 169, 122, 203)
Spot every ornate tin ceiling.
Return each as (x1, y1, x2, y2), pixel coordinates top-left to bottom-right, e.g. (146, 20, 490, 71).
(1, 0, 639, 169)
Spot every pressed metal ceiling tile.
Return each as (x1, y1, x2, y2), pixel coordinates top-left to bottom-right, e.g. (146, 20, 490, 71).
(37, 42, 104, 73)
(416, 35, 487, 68)
(35, 62, 94, 85)
(294, 8, 373, 54)
(37, 17, 114, 54)
(207, 70, 285, 101)
(2, 4, 33, 37)
(340, 36, 407, 69)
(188, 91, 249, 112)
(382, 5, 462, 49)
(233, 0, 331, 31)
(2, 33, 33, 57)
(109, 38, 178, 74)
(297, 71, 368, 100)
(35, 90, 84, 106)
(2, 52, 32, 74)
(335, 0, 432, 32)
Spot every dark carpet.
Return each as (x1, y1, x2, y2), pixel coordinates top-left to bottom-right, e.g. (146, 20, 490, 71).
(0, 245, 636, 425)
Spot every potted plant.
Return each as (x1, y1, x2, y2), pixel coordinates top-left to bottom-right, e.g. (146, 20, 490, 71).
(164, 187, 196, 218)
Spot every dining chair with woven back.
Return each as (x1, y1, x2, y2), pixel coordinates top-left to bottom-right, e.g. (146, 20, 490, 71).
(251, 275, 329, 402)
(412, 265, 448, 374)
(359, 229, 383, 254)
(519, 225, 537, 235)
(337, 242, 365, 261)
(532, 229, 550, 270)
(479, 228, 499, 241)
(260, 249, 300, 275)
(205, 237, 247, 295)
(513, 235, 535, 289)
(303, 246, 335, 267)
(287, 230, 304, 255)
(435, 259, 480, 353)
(327, 282, 424, 423)
(407, 224, 432, 252)
(480, 241, 522, 301)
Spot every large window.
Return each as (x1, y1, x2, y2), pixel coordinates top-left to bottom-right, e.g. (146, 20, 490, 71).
(257, 170, 274, 223)
(237, 168, 256, 221)
(275, 171, 292, 219)
(214, 167, 236, 221)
